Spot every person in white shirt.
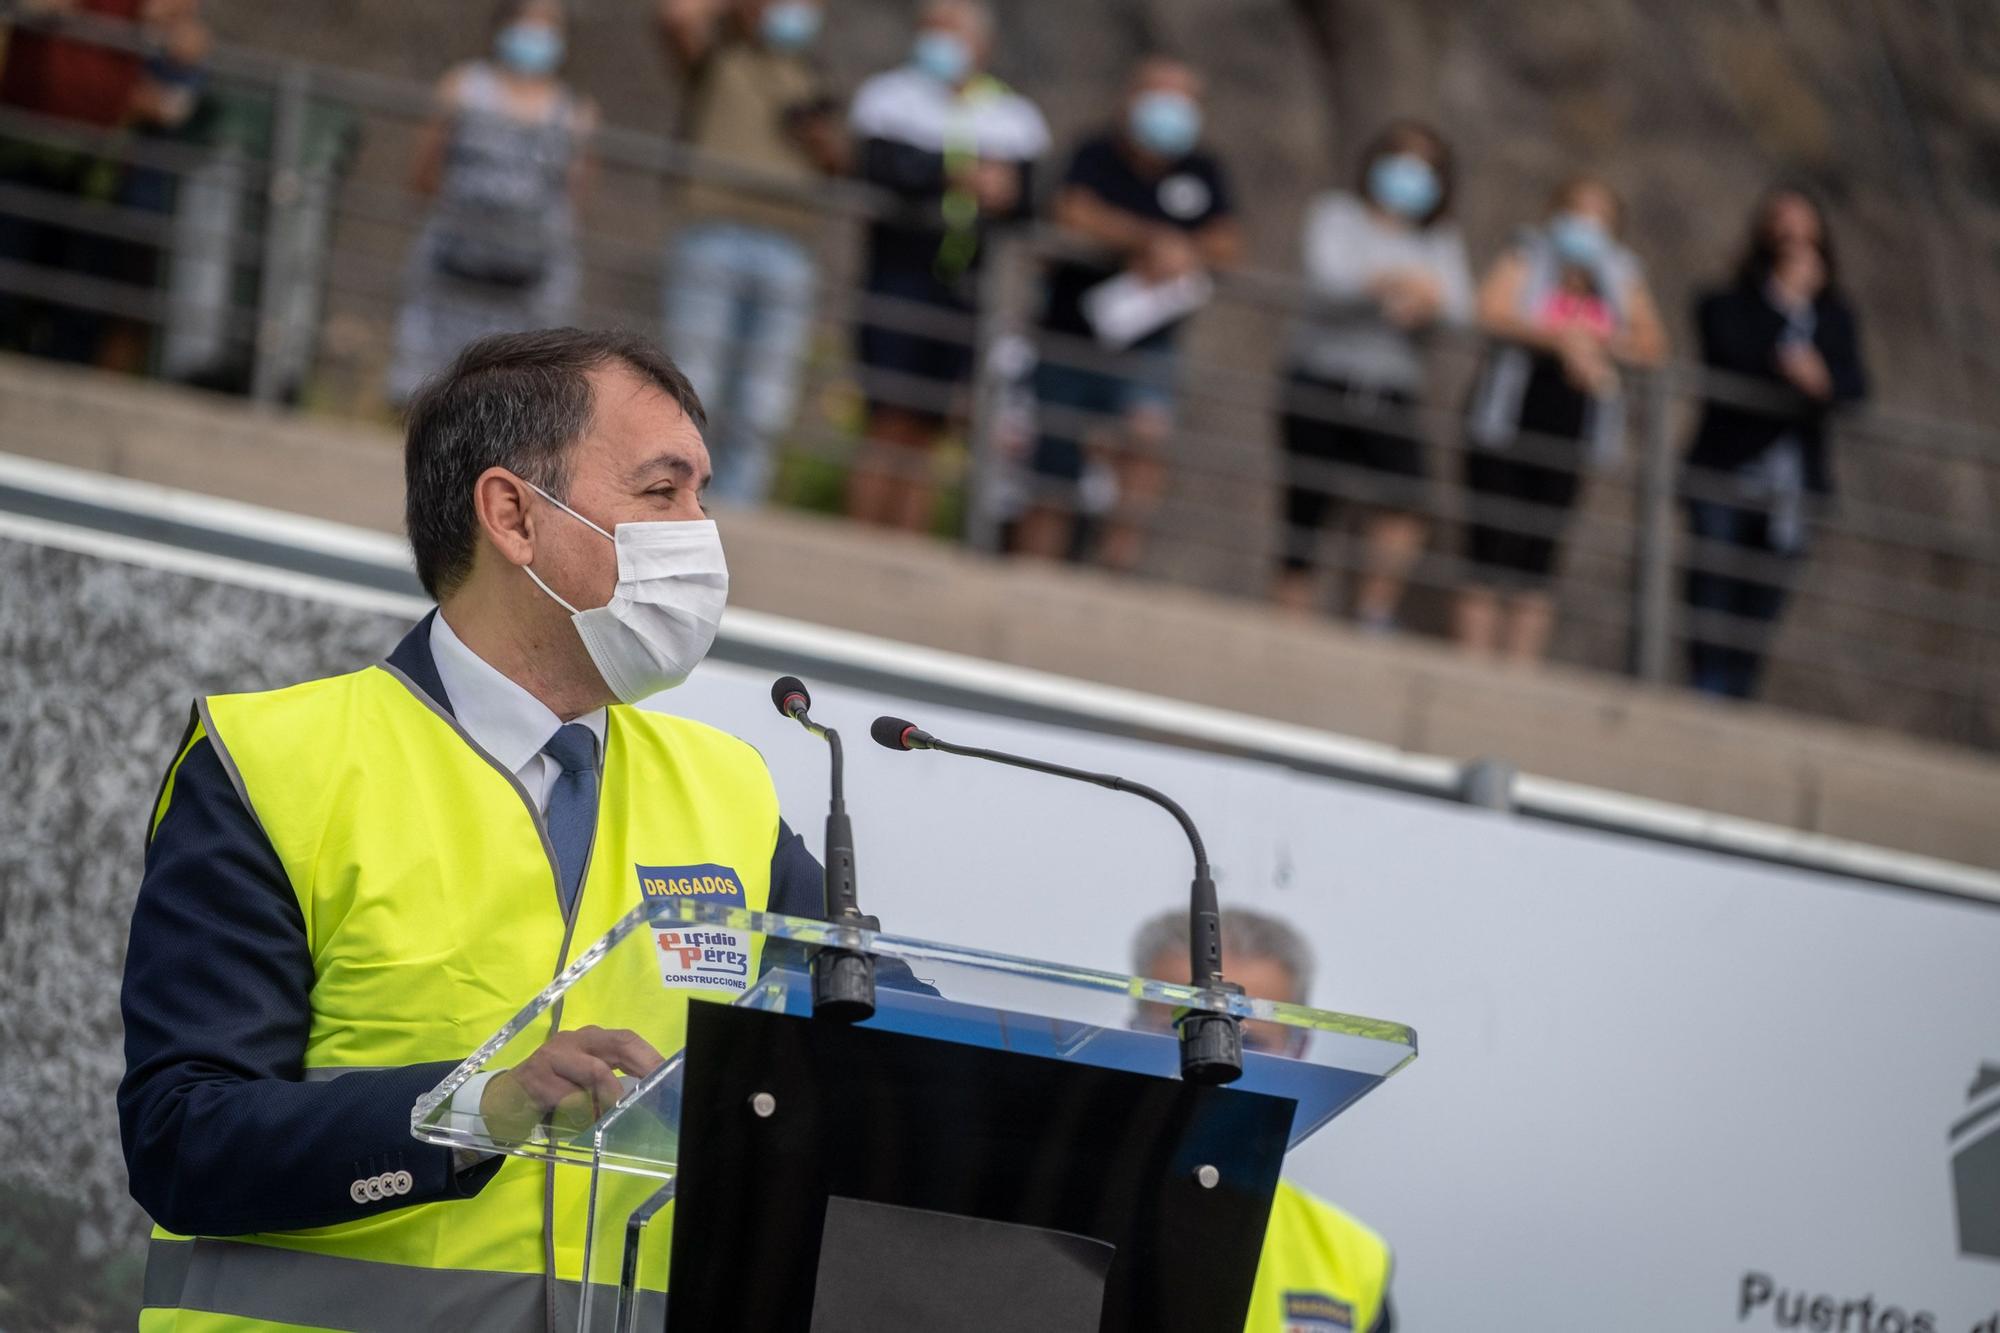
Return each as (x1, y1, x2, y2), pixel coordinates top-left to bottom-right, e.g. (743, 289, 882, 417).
(843, 0, 1050, 534)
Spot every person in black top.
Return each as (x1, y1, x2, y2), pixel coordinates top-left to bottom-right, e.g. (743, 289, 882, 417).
(1014, 55, 1240, 570)
(843, 0, 1050, 534)
(1683, 188, 1868, 699)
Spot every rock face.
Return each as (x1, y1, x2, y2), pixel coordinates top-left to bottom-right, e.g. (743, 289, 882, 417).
(0, 539, 406, 1326)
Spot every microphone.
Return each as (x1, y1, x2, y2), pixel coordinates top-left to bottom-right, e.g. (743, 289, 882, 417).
(871, 715, 1243, 1085)
(869, 716, 936, 751)
(772, 676, 812, 726)
(769, 676, 874, 1021)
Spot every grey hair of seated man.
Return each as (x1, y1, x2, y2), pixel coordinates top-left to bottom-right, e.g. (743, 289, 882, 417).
(1129, 907, 1315, 1004)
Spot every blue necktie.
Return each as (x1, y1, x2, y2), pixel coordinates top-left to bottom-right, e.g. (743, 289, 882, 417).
(541, 723, 600, 913)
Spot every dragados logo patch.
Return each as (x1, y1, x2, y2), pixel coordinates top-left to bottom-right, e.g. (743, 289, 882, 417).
(637, 864, 751, 994)
(1282, 1290, 1355, 1332)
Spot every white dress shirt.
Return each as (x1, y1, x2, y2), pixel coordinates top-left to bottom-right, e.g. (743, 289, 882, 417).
(429, 612, 606, 1148)
(429, 612, 605, 811)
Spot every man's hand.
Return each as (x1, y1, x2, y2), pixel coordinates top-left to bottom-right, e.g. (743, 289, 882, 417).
(480, 1026, 665, 1141)
(967, 159, 1020, 214)
(1136, 228, 1200, 282)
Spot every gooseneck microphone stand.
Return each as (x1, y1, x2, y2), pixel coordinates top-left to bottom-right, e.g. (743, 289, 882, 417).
(771, 677, 876, 1022)
(871, 716, 1243, 1085)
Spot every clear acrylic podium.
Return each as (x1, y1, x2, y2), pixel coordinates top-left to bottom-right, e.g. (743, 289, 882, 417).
(413, 899, 1416, 1332)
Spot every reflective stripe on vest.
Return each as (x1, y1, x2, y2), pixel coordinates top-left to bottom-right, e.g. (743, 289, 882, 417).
(145, 662, 777, 1330)
(142, 1237, 668, 1332)
(1243, 1180, 1392, 1333)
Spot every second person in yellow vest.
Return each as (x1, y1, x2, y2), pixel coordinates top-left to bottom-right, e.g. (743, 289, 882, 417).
(1130, 908, 1399, 1333)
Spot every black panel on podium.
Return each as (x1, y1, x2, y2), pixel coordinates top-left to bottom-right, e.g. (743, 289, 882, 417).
(666, 1003, 1293, 1332)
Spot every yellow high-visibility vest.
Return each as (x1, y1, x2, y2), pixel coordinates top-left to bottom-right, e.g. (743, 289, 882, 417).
(1243, 1179, 1393, 1333)
(140, 662, 779, 1332)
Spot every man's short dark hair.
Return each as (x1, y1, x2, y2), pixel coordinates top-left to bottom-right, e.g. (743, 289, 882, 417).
(403, 327, 706, 600)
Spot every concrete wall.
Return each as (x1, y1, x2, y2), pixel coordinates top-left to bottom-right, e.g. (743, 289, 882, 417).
(5, 354, 1998, 869)
(0, 538, 410, 1326)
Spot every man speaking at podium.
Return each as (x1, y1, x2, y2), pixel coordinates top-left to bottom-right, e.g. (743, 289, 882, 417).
(119, 329, 827, 1329)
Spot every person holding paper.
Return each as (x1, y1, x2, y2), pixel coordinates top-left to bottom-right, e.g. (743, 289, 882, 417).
(1015, 54, 1241, 571)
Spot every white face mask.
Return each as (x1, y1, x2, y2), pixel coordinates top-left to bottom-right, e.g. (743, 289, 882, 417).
(521, 483, 728, 705)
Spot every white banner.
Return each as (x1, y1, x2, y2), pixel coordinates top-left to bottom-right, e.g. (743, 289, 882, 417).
(11, 464, 1992, 1329)
(664, 660, 2000, 1333)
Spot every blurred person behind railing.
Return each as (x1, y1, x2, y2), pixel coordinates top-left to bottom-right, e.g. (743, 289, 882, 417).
(100, 0, 208, 374)
(656, 0, 846, 507)
(1456, 174, 1667, 662)
(0, 0, 206, 366)
(1012, 54, 1241, 572)
(1274, 120, 1472, 632)
(385, 0, 597, 408)
(843, 0, 1048, 533)
(1682, 187, 1868, 699)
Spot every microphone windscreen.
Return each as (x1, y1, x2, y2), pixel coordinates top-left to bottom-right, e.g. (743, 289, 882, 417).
(770, 675, 810, 717)
(870, 716, 918, 750)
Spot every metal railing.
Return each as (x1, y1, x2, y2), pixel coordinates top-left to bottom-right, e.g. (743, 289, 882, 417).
(0, 5, 1994, 750)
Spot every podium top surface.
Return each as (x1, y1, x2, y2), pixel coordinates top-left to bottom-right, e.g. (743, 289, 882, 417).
(412, 900, 1416, 1178)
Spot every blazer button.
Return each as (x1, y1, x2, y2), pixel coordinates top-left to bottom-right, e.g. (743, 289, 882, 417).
(350, 1179, 369, 1204)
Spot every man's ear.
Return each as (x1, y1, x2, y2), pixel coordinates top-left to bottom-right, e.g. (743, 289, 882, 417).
(472, 467, 539, 570)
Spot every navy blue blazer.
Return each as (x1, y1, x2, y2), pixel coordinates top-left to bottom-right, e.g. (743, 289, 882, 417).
(118, 616, 827, 1236)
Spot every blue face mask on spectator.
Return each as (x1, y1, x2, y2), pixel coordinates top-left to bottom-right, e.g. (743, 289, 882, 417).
(761, 1, 822, 53)
(1128, 90, 1202, 158)
(911, 30, 973, 86)
(495, 22, 564, 76)
(1550, 211, 1611, 269)
(1367, 152, 1441, 221)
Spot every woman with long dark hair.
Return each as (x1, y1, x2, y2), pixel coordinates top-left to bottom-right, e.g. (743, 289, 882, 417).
(1682, 188, 1868, 698)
